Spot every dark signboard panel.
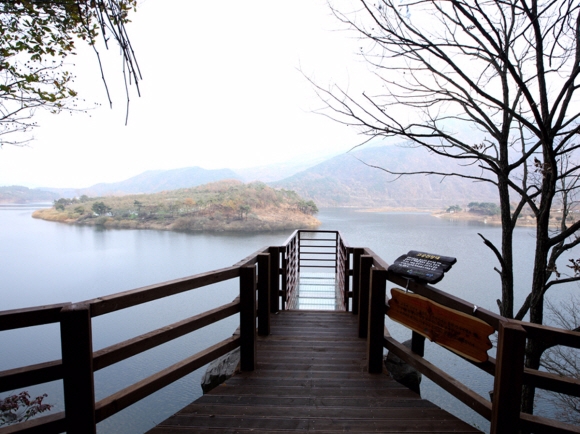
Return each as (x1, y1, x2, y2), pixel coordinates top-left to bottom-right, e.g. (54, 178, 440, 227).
(388, 250, 456, 284)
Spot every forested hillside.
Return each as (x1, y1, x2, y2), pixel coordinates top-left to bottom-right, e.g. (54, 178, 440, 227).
(33, 180, 319, 232)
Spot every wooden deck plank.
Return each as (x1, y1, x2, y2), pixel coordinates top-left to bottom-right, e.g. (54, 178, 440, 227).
(148, 311, 482, 433)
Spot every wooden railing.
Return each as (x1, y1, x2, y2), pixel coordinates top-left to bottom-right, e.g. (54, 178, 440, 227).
(354, 247, 580, 434)
(3, 233, 580, 434)
(0, 246, 280, 434)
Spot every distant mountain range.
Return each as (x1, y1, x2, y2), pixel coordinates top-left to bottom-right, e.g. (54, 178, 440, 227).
(271, 145, 497, 207)
(0, 185, 60, 204)
(40, 167, 241, 199)
(2, 145, 499, 207)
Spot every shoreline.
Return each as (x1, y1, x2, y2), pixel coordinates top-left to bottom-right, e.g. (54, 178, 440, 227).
(357, 206, 559, 228)
(31, 208, 320, 233)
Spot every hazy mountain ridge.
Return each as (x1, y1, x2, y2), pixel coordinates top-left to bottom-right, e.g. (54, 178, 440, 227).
(0, 185, 60, 204)
(2, 146, 499, 207)
(271, 146, 498, 207)
(40, 166, 241, 198)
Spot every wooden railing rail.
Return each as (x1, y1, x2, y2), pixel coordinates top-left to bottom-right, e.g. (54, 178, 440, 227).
(0, 247, 272, 434)
(5, 233, 580, 434)
(87, 265, 242, 318)
(358, 248, 580, 434)
(0, 303, 70, 331)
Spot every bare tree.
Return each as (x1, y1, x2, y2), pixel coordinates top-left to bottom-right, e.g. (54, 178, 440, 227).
(315, 0, 580, 414)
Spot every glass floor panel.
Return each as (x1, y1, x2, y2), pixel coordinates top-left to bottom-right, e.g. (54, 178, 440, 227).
(289, 272, 344, 311)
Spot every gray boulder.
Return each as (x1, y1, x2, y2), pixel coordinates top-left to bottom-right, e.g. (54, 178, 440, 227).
(201, 348, 240, 394)
(384, 339, 422, 395)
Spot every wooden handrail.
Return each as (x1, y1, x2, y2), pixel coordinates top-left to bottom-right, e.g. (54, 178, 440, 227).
(3, 231, 580, 434)
(88, 266, 240, 317)
(520, 412, 580, 433)
(517, 319, 580, 349)
(0, 303, 70, 331)
(0, 411, 65, 434)
(0, 360, 62, 394)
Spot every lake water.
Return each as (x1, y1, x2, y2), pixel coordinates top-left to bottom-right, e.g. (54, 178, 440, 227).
(1, 205, 576, 433)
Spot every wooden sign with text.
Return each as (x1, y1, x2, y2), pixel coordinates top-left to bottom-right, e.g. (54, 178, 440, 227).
(387, 288, 494, 363)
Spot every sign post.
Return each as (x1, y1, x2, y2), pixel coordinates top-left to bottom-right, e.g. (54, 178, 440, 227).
(386, 251, 493, 362)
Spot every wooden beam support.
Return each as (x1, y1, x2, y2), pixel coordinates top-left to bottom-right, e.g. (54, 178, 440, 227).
(60, 303, 96, 434)
(240, 265, 257, 371)
(490, 321, 526, 434)
(352, 248, 363, 315)
(358, 255, 373, 338)
(257, 253, 270, 337)
(367, 268, 388, 373)
(411, 331, 425, 358)
(269, 246, 280, 313)
(343, 244, 351, 312)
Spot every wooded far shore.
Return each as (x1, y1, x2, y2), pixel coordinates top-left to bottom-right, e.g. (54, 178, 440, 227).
(31, 180, 320, 232)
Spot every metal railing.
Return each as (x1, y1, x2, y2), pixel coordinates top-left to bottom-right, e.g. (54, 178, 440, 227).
(280, 230, 350, 310)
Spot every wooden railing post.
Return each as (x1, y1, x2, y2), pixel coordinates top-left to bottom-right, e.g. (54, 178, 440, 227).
(60, 303, 96, 434)
(281, 246, 288, 311)
(352, 248, 363, 315)
(343, 244, 350, 312)
(367, 268, 388, 373)
(490, 321, 526, 434)
(411, 332, 425, 357)
(240, 265, 257, 371)
(269, 246, 280, 313)
(358, 255, 373, 338)
(257, 253, 270, 336)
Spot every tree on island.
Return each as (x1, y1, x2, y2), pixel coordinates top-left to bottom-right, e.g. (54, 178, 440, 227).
(467, 202, 500, 216)
(91, 201, 111, 216)
(316, 0, 580, 414)
(239, 204, 251, 221)
(298, 200, 319, 216)
(0, 0, 140, 146)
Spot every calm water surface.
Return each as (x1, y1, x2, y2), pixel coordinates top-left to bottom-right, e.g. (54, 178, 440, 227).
(1, 205, 576, 432)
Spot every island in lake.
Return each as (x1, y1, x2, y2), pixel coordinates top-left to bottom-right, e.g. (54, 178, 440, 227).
(32, 180, 320, 232)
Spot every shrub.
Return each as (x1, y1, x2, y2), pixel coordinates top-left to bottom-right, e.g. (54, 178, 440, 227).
(0, 392, 52, 426)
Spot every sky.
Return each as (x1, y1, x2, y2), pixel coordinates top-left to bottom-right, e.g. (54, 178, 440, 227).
(0, 0, 370, 188)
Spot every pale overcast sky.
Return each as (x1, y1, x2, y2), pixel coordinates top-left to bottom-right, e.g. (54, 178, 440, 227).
(0, 0, 368, 188)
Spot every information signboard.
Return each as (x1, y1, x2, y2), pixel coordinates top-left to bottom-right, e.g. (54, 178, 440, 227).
(388, 251, 457, 284)
(387, 288, 494, 363)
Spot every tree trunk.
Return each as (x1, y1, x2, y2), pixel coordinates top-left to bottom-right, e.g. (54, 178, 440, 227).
(498, 170, 515, 319)
(521, 146, 556, 414)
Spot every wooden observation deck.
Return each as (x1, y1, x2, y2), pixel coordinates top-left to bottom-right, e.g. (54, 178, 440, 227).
(149, 310, 481, 433)
(2, 230, 580, 434)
